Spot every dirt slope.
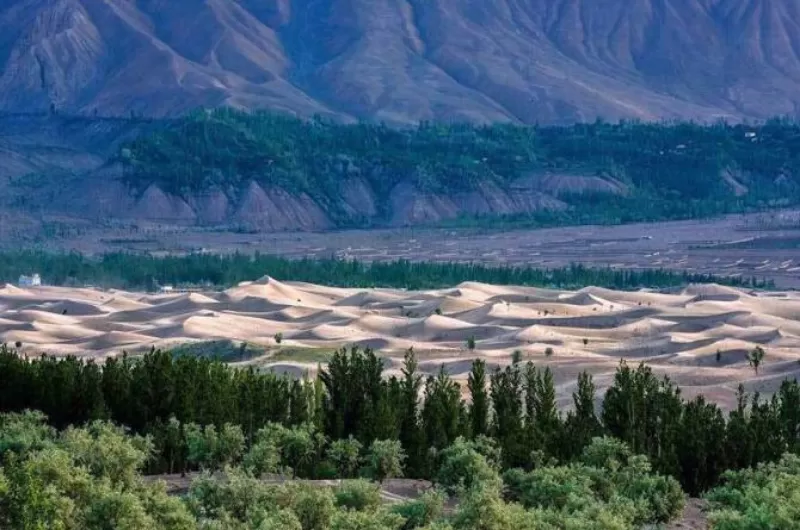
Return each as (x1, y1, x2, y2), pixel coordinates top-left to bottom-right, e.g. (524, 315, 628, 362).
(2, 0, 800, 124)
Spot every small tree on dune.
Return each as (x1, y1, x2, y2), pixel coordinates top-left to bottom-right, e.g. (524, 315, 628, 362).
(466, 336, 476, 352)
(511, 350, 523, 365)
(747, 346, 765, 375)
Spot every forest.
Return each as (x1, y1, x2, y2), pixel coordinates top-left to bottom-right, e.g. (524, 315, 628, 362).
(0, 251, 771, 291)
(1, 344, 798, 503)
(119, 110, 800, 226)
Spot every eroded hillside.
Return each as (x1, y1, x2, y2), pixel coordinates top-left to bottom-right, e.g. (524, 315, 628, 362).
(2, 0, 800, 123)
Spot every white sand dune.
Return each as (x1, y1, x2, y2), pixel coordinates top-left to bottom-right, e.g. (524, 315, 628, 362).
(4, 281, 800, 409)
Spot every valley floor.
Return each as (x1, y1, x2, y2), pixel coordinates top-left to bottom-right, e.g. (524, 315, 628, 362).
(10, 208, 800, 287)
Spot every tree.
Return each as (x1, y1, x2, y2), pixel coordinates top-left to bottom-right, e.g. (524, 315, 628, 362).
(511, 350, 523, 365)
(747, 346, 765, 375)
(277, 424, 319, 479)
(330, 508, 405, 530)
(422, 368, 466, 459)
(466, 336, 476, 351)
(216, 423, 245, 468)
(367, 440, 406, 484)
(468, 360, 489, 439)
(243, 434, 281, 477)
(274, 333, 283, 345)
(390, 489, 445, 529)
(281, 482, 336, 530)
(327, 436, 363, 478)
(563, 372, 602, 459)
(544, 347, 554, 358)
(399, 348, 425, 477)
(185, 423, 217, 470)
(490, 366, 525, 469)
(61, 421, 153, 487)
(435, 437, 502, 494)
(0, 410, 56, 459)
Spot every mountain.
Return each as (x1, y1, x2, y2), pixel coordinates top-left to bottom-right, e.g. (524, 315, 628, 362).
(2, 0, 800, 124)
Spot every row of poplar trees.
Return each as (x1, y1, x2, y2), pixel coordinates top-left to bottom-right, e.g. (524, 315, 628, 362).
(1, 344, 799, 496)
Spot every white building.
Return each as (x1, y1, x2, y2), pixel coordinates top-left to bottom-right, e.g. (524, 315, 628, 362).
(18, 274, 42, 287)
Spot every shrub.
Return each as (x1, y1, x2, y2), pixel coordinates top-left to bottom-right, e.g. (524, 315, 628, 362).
(391, 489, 445, 530)
(334, 479, 381, 511)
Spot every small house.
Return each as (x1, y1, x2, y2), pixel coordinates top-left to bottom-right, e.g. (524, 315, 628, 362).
(18, 274, 42, 287)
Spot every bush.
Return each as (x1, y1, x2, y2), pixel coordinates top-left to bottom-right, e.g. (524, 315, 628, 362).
(705, 453, 800, 530)
(334, 479, 382, 511)
(391, 489, 445, 530)
(435, 437, 502, 494)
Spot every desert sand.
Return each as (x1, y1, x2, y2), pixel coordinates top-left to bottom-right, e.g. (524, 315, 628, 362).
(2, 277, 799, 410)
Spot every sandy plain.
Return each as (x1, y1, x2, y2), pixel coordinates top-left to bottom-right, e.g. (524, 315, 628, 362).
(3, 276, 800, 411)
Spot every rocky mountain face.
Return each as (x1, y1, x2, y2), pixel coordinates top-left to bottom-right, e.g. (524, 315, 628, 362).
(2, 0, 800, 124)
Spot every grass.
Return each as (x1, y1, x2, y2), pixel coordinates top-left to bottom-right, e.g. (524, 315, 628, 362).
(168, 340, 267, 361)
(265, 347, 335, 364)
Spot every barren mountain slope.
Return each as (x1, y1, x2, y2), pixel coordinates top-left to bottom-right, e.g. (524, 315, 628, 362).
(2, 0, 800, 123)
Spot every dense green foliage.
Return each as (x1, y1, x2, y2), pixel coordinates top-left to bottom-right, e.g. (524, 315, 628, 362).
(0, 250, 771, 291)
(0, 411, 683, 530)
(1, 345, 799, 499)
(706, 454, 800, 529)
(119, 109, 800, 225)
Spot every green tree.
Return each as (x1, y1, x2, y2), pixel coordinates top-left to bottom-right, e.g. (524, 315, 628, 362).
(435, 437, 502, 494)
(216, 423, 245, 468)
(330, 508, 405, 530)
(327, 436, 363, 478)
(367, 440, 406, 484)
(399, 348, 425, 477)
(490, 366, 525, 469)
(466, 336, 476, 351)
(422, 367, 465, 457)
(747, 346, 766, 375)
(563, 372, 602, 459)
(185, 423, 218, 470)
(468, 360, 489, 439)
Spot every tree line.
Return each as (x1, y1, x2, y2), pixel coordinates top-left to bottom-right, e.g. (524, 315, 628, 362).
(1, 344, 797, 497)
(0, 250, 772, 291)
(0, 407, 697, 530)
(119, 109, 800, 226)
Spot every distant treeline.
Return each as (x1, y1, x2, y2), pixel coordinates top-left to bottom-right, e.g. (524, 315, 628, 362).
(0, 251, 772, 291)
(1, 345, 797, 497)
(119, 109, 800, 225)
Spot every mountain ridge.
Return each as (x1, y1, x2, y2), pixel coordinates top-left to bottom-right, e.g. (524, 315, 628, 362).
(3, 0, 800, 124)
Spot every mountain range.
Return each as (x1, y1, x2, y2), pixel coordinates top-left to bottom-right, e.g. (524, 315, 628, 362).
(3, 0, 800, 124)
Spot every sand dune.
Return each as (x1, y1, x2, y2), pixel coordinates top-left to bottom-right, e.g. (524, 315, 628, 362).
(2, 278, 800, 410)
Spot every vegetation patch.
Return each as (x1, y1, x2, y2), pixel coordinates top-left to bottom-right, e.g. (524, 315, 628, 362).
(119, 110, 800, 226)
(0, 251, 772, 291)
